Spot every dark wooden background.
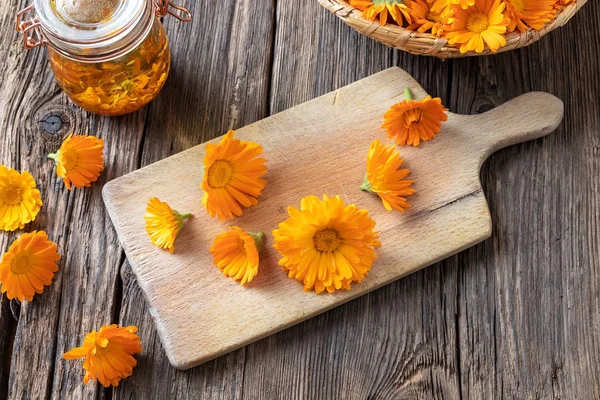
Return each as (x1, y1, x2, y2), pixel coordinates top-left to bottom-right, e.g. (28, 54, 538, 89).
(1, 1, 598, 399)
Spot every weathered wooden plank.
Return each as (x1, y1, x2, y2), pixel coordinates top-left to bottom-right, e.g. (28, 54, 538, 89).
(0, 2, 147, 400)
(242, 2, 462, 399)
(113, 0, 276, 397)
(446, 2, 600, 398)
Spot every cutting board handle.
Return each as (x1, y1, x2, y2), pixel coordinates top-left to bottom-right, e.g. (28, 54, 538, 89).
(472, 92, 564, 158)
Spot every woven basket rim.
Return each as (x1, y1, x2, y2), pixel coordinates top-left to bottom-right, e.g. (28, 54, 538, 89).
(318, 0, 588, 57)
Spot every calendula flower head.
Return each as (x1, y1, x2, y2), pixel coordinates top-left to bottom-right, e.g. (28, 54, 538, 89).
(202, 130, 267, 221)
(350, 0, 413, 26)
(362, 140, 416, 211)
(0, 231, 60, 302)
(145, 197, 192, 253)
(445, 0, 509, 53)
(48, 134, 105, 190)
(504, 0, 557, 32)
(382, 88, 448, 147)
(210, 226, 264, 285)
(63, 324, 142, 387)
(406, 0, 454, 36)
(0, 165, 43, 232)
(273, 195, 381, 294)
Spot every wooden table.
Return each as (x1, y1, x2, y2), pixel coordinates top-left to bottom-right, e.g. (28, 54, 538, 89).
(1, 1, 598, 399)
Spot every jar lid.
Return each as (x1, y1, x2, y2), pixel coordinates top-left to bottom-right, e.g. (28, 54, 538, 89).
(16, 0, 191, 61)
(34, 0, 146, 44)
(54, 0, 123, 24)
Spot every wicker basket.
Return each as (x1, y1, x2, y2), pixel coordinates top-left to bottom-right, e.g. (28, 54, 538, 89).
(317, 0, 587, 58)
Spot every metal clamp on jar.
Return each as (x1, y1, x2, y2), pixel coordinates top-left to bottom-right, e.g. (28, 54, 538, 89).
(16, 0, 192, 116)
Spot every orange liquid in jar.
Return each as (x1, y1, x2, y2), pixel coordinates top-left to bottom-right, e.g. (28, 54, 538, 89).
(48, 19, 170, 116)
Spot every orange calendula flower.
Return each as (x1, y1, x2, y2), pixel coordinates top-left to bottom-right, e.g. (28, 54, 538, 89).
(0, 231, 60, 302)
(450, 0, 475, 9)
(350, 0, 413, 26)
(63, 324, 142, 387)
(202, 130, 267, 221)
(273, 195, 381, 294)
(445, 0, 509, 53)
(406, 0, 454, 36)
(504, 0, 557, 32)
(210, 226, 264, 285)
(382, 88, 448, 146)
(145, 197, 192, 253)
(362, 140, 416, 211)
(0, 165, 43, 232)
(48, 134, 105, 190)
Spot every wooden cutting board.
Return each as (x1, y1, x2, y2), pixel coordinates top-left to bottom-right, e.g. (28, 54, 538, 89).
(103, 67, 563, 370)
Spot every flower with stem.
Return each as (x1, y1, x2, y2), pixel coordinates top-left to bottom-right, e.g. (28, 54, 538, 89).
(47, 134, 105, 190)
(145, 197, 192, 253)
(382, 88, 448, 146)
(210, 227, 264, 285)
(362, 140, 416, 211)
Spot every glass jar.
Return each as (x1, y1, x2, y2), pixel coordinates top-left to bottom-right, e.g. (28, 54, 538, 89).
(16, 0, 191, 116)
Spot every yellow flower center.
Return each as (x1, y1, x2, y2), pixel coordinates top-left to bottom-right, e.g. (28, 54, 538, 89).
(403, 108, 423, 127)
(207, 160, 233, 188)
(426, 11, 442, 23)
(0, 185, 23, 206)
(510, 0, 524, 12)
(313, 229, 341, 253)
(10, 254, 32, 275)
(467, 12, 489, 33)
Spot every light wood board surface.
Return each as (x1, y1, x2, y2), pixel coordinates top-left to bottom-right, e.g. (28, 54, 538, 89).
(102, 67, 563, 370)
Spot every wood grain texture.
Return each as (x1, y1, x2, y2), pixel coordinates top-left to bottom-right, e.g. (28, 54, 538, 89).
(103, 66, 563, 370)
(0, 0, 598, 398)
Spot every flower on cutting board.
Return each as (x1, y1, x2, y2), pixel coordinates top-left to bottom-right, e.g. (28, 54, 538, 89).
(210, 226, 264, 285)
(201, 130, 267, 221)
(0, 165, 43, 232)
(382, 88, 448, 146)
(0, 231, 60, 302)
(145, 197, 192, 253)
(48, 134, 105, 190)
(504, 0, 557, 32)
(63, 324, 142, 387)
(273, 195, 381, 294)
(349, 0, 413, 26)
(362, 140, 416, 211)
(445, 0, 510, 53)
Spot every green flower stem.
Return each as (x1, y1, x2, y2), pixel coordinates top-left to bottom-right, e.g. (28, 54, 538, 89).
(404, 87, 413, 101)
(47, 152, 58, 161)
(180, 213, 192, 220)
(250, 231, 265, 252)
(360, 173, 373, 192)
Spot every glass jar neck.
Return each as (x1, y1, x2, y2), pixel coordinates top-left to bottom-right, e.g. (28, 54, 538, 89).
(36, 0, 153, 63)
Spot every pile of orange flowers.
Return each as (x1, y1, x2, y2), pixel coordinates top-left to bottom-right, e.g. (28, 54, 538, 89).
(349, 0, 576, 53)
(1, 86, 449, 387)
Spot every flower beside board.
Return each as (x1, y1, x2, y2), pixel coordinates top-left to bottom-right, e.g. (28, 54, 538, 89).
(0, 86, 449, 387)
